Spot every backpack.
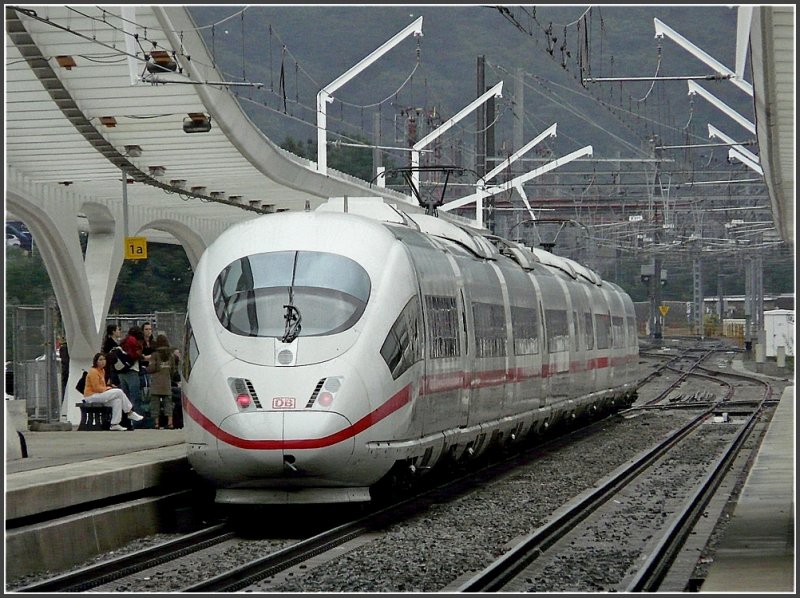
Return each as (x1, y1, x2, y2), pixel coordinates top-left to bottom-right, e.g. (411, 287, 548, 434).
(75, 370, 88, 393)
(111, 346, 134, 373)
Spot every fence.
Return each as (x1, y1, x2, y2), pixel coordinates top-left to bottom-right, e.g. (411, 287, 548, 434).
(9, 300, 60, 422)
(106, 311, 186, 348)
(7, 304, 185, 423)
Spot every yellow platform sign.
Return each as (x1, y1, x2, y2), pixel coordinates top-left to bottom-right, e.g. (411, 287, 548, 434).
(124, 236, 148, 260)
(658, 305, 670, 317)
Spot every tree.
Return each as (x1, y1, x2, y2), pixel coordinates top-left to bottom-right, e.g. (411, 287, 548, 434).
(4, 243, 193, 314)
(279, 135, 402, 185)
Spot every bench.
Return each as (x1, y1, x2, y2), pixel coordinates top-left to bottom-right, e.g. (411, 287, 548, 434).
(76, 401, 112, 431)
(75, 402, 132, 431)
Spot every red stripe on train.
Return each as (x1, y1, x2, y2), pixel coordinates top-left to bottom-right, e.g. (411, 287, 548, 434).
(183, 384, 411, 450)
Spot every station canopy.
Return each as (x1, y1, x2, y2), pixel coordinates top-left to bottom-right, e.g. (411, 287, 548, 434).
(5, 5, 415, 232)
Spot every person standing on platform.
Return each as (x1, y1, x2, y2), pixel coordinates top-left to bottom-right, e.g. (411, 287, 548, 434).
(101, 324, 122, 385)
(148, 334, 178, 429)
(171, 348, 184, 429)
(83, 353, 143, 431)
(139, 322, 155, 425)
(57, 335, 69, 401)
(111, 326, 145, 422)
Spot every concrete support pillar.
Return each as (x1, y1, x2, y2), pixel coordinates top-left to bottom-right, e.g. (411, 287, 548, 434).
(754, 329, 766, 372)
(692, 256, 703, 337)
(7, 168, 216, 425)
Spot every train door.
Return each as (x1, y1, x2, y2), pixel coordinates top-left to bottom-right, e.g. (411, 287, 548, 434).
(588, 285, 611, 391)
(458, 287, 472, 427)
(500, 263, 542, 416)
(545, 277, 574, 402)
(524, 274, 546, 410)
(568, 283, 594, 397)
(580, 286, 597, 396)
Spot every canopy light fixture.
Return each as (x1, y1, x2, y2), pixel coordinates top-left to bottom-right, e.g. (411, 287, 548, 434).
(99, 116, 117, 128)
(55, 55, 76, 69)
(123, 145, 142, 157)
(148, 165, 166, 177)
(190, 186, 207, 194)
(183, 113, 211, 134)
(59, 181, 73, 186)
(228, 195, 243, 202)
(169, 179, 187, 189)
(210, 191, 226, 199)
(146, 50, 177, 73)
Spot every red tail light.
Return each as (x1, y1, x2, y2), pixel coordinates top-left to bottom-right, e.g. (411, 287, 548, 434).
(236, 393, 252, 408)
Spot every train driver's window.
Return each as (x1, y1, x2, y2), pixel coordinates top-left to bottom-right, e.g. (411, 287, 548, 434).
(213, 251, 371, 338)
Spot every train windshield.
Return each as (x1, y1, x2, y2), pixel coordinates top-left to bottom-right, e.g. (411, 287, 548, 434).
(213, 251, 371, 338)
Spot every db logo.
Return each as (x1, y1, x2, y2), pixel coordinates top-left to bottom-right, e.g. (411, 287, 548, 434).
(272, 397, 296, 409)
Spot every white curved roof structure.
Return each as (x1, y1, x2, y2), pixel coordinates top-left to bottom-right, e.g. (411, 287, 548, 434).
(5, 5, 416, 226)
(750, 5, 794, 248)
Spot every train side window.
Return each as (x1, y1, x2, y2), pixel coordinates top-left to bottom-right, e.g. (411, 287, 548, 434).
(595, 314, 611, 350)
(425, 295, 460, 358)
(511, 306, 539, 355)
(380, 296, 422, 379)
(473, 302, 506, 357)
(182, 317, 198, 380)
(545, 309, 569, 353)
(584, 312, 594, 350)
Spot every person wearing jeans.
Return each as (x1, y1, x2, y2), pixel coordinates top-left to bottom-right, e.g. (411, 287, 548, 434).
(113, 326, 145, 420)
(83, 353, 143, 431)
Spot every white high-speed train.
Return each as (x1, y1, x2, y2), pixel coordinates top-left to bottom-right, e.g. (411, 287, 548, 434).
(181, 198, 639, 505)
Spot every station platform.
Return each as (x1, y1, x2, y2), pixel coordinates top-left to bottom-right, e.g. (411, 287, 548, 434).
(700, 383, 795, 592)
(6, 429, 189, 515)
(5, 428, 194, 580)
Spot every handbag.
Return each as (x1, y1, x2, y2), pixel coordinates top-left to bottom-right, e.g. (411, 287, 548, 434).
(75, 370, 88, 393)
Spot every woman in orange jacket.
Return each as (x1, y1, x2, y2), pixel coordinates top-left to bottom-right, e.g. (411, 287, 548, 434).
(83, 353, 144, 431)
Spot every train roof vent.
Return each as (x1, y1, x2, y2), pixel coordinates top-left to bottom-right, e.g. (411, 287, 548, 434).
(405, 213, 497, 260)
(484, 235, 539, 270)
(570, 261, 602, 285)
(530, 248, 577, 279)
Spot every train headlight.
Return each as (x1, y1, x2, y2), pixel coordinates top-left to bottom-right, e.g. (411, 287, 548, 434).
(317, 391, 334, 407)
(228, 377, 258, 412)
(305, 376, 343, 409)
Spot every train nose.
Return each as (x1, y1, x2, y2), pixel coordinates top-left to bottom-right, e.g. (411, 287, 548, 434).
(215, 411, 355, 479)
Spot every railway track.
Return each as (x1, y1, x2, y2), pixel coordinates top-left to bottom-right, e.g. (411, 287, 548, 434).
(457, 361, 774, 592)
(13, 407, 645, 592)
(14, 524, 233, 592)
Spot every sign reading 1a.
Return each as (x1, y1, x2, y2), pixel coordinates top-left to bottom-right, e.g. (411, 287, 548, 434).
(124, 236, 148, 260)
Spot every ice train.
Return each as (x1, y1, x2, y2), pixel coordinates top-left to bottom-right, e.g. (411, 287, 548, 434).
(181, 198, 639, 504)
